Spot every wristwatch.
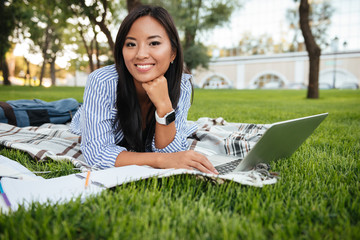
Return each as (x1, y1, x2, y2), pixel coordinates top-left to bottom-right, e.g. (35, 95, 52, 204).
(155, 109, 175, 125)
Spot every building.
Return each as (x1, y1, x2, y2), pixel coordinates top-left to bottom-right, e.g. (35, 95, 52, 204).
(193, 50, 360, 89)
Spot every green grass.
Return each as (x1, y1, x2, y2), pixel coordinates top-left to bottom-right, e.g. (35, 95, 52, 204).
(0, 86, 359, 239)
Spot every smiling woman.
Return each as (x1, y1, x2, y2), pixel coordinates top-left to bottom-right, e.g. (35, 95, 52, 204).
(122, 16, 176, 84)
(69, 5, 218, 175)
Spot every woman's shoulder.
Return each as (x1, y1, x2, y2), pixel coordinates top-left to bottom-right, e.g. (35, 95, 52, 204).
(88, 64, 118, 84)
(180, 73, 193, 92)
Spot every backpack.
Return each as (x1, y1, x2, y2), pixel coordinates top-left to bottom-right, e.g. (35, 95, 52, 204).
(0, 98, 80, 127)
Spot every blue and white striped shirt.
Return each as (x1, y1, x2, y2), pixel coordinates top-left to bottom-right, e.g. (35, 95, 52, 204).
(70, 64, 197, 169)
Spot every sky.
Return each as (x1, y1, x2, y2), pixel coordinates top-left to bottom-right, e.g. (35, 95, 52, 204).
(200, 0, 360, 51)
(13, 0, 360, 68)
(200, 0, 297, 48)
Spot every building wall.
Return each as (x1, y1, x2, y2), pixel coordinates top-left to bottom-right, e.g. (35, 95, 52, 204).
(193, 51, 360, 89)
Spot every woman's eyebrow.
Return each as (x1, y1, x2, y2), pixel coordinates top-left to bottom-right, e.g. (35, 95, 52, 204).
(148, 35, 162, 40)
(125, 36, 136, 40)
(125, 35, 162, 40)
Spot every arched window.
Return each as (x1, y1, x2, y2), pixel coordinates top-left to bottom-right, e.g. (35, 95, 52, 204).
(249, 73, 286, 89)
(319, 69, 359, 89)
(202, 75, 232, 89)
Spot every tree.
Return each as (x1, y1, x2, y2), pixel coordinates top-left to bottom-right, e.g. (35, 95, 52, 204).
(287, 1, 333, 52)
(299, 0, 322, 99)
(64, 0, 122, 52)
(23, 0, 71, 86)
(0, 0, 30, 85)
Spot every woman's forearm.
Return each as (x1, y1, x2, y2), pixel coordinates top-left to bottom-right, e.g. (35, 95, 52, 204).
(153, 99, 176, 149)
(114, 150, 219, 175)
(115, 151, 163, 168)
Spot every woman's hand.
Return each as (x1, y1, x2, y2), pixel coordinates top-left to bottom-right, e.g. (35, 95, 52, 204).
(142, 76, 172, 114)
(159, 150, 219, 175)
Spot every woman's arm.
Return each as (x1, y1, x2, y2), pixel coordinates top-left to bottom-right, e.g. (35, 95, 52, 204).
(141, 75, 176, 149)
(118, 74, 218, 174)
(115, 150, 218, 174)
(78, 66, 126, 169)
(150, 74, 195, 152)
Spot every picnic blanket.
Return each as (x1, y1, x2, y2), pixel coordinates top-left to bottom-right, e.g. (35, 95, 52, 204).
(0, 118, 277, 186)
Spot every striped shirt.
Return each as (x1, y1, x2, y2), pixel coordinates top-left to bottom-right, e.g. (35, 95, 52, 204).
(70, 64, 197, 169)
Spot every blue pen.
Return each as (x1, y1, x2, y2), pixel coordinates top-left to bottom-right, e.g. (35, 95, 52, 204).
(0, 180, 11, 208)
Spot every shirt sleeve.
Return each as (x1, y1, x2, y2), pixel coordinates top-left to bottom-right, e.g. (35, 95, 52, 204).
(151, 74, 198, 153)
(77, 67, 126, 169)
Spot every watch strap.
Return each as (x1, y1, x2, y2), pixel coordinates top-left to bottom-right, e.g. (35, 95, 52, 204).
(155, 109, 175, 125)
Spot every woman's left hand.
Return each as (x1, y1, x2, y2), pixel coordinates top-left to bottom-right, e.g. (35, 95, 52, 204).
(142, 76, 172, 113)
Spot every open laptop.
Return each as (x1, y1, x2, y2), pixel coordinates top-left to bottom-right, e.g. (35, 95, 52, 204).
(208, 113, 328, 174)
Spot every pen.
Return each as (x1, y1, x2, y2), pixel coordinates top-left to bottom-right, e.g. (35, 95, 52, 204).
(85, 171, 90, 188)
(75, 174, 105, 188)
(0, 181, 11, 208)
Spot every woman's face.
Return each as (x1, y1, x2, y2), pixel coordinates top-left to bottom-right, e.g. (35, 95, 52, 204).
(122, 16, 176, 84)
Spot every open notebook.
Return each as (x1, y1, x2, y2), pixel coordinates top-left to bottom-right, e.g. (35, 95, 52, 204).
(209, 113, 328, 174)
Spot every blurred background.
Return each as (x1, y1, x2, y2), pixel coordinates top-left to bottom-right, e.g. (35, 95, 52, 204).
(1, 0, 359, 90)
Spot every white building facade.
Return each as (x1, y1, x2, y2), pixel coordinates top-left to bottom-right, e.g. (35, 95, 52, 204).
(194, 51, 360, 90)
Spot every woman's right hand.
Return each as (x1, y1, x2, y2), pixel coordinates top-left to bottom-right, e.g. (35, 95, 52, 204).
(158, 150, 219, 175)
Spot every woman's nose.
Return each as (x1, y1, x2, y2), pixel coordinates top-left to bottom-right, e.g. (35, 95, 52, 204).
(136, 44, 149, 59)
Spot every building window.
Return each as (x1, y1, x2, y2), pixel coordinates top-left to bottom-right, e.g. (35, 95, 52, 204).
(251, 73, 285, 89)
(319, 69, 359, 89)
(202, 75, 232, 89)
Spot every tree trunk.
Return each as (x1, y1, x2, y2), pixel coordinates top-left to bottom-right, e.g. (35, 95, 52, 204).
(127, 0, 142, 13)
(24, 57, 31, 86)
(0, 55, 11, 85)
(39, 59, 47, 86)
(79, 25, 94, 72)
(50, 57, 56, 86)
(87, 13, 115, 52)
(95, 34, 100, 69)
(299, 0, 321, 99)
(39, 25, 51, 86)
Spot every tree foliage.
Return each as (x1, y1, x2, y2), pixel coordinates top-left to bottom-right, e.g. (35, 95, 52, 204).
(63, 0, 124, 52)
(2, 0, 237, 84)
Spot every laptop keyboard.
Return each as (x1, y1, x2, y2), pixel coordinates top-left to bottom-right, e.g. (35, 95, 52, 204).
(215, 159, 242, 175)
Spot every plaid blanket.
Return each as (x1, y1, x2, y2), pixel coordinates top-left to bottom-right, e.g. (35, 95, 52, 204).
(0, 118, 276, 185)
(0, 123, 90, 171)
(187, 117, 270, 158)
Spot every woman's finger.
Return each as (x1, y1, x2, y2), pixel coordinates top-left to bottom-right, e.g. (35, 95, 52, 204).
(190, 152, 218, 174)
(190, 161, 217, 175)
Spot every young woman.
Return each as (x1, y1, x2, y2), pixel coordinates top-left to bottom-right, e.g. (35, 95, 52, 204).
(70, 5, 218, 174)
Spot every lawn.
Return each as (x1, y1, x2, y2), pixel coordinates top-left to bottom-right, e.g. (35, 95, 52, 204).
(0, 86, 359, 239)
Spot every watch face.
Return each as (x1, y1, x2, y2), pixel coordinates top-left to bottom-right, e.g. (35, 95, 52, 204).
(165, 111, 176, 125)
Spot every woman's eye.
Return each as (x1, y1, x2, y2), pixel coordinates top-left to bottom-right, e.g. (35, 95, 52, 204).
(150, 41, 161, 46)
(125, 42, 136, 47)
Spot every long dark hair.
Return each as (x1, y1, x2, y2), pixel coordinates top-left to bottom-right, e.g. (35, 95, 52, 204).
(113, 5, 184, 152)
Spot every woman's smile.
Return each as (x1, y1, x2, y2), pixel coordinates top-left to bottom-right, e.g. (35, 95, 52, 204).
(135, 64, 155, 72)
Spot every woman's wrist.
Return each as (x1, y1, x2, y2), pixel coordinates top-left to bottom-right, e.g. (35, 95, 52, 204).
(155, 102, 173, 117)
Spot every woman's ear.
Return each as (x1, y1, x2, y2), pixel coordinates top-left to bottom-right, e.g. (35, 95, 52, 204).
(171, 50, 176, 63)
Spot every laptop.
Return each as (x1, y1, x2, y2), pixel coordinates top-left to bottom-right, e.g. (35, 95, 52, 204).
(208, 113, 328, 174)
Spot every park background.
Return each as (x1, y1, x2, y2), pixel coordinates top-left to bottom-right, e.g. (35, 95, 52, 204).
(0, 0, 359, 239)
(1, 0, 359, 91)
